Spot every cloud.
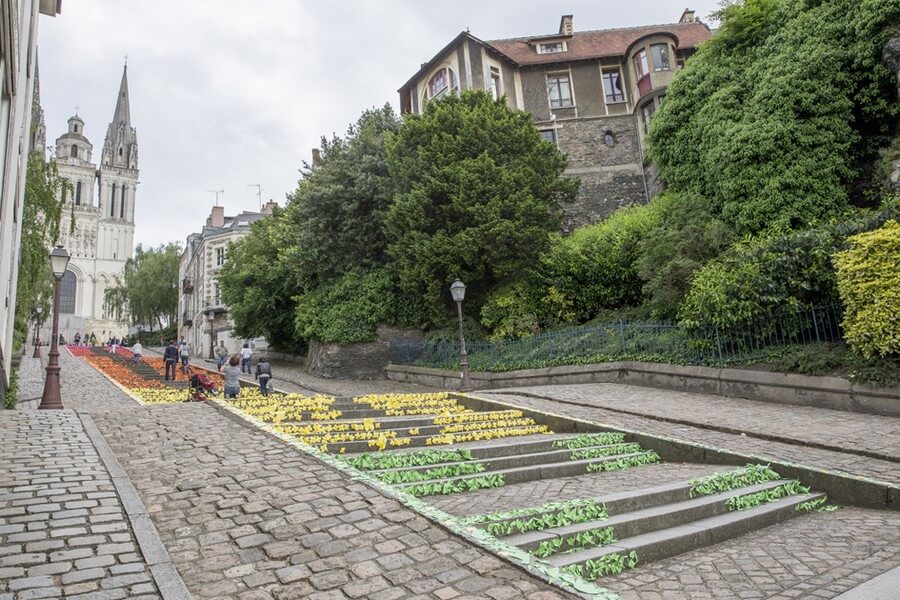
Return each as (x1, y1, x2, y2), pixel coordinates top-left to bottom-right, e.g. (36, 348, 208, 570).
(37, 0, 720, 248)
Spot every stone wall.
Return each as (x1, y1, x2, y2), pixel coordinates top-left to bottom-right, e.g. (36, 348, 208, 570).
(306, 325, 423, 379)
(554, 115, 648, 230)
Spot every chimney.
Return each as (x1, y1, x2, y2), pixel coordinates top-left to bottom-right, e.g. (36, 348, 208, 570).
(208, 205, 225, 228)
(680, 8, 696, 23)
(559, 14, 573, 36)
(311, 148, 321, 166)
(261, 200, 278, 215)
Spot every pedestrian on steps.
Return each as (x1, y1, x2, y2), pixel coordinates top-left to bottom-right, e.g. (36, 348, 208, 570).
(180, 341, 191, 373)
(163, 340, 179, 381)
(215, 341, 229, 370)
(255, 359, 272, 397)
(221, 355, 241, 399)
(240, 343, 252, 374)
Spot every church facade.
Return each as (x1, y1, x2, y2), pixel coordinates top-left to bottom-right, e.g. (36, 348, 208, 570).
(53, 66, 138, 340)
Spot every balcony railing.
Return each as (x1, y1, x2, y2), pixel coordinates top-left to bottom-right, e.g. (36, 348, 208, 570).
(636, 74, 652, 97)
(182, 278, 194, 294)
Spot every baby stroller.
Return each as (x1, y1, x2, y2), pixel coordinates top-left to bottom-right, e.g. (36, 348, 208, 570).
(186, 370, 219, 402)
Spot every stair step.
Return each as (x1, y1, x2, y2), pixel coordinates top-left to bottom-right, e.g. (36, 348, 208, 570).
(315, 425, 554, 454)
(547, 492, 825, 569)
(394, 451, 659, 493)
(372, 443, 644, 477)
(503, 479, 794, 549)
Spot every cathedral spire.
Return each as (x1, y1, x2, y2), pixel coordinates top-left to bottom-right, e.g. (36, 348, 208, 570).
(102, 63, 138, 170)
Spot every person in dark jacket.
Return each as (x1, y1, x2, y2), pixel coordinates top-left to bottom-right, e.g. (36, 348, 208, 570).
(254, 360, 272, 397)
(163, 341, 179, 381)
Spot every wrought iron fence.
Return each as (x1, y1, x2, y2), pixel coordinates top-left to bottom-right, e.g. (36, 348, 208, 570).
(390, 304, 843, 372)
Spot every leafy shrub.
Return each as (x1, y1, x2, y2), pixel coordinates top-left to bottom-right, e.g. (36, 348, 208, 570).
(834, 220, 900, 357)
(539, 203, 664, 323)
(678, 207, 897, 328)
(294, 268, 404, 344)
(636, 192, 736, 319)
(479, 281, 541, 340)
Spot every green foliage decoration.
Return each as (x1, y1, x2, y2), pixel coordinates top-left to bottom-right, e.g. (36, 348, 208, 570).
(482, 500, 609, 537)
(403, 473, 504, 497)
(570, 444, 643, 461)
(563, 551, 639, 580)
(689, 464, 782, 498)
(461, 498, 605, 527)
(834, 220, 900, 358)
(553, 432, 626, 449)
(532, 526, 616, 558)
(725, 480, 810, 511)
(585, 451, 661, 473)
(375, 462, 486, 485)
(342, 448, 473, 471)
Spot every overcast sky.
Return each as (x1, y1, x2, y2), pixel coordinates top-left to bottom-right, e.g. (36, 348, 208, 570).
(38, 0, 720, 249)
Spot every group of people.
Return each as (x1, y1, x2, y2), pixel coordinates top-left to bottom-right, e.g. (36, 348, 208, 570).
(163, 339, 273, 398)
(162, 339, 193, 380)
(71, 332, 99, 346)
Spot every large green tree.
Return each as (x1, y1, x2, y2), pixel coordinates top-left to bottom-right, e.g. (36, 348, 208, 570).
(647, 0, 900, 234)
(15, 151, 66, 347)
(385, 90, 578, 324)
(218, 209, 304, 351)
(104, 243, 181, 330)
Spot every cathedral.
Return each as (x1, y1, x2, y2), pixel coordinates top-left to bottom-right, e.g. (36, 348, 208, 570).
(53, 65, 138, 340)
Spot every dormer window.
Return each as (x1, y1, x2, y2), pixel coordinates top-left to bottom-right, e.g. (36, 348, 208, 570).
(538, 41, 566, 54)
(425, 67, 458, 101)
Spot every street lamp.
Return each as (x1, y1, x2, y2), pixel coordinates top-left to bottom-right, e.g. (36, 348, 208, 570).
(32, 306, 43, 358)
(207, 312, 215, 360)
(450, 279, 473, 391)
(40, 245, 70, 410)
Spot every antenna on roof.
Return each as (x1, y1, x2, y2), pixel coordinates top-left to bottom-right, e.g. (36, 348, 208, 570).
(248, 183, 263, 210)
(207, 189, 224, 206)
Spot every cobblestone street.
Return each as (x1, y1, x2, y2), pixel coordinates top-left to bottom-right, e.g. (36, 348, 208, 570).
(3, 350, 899, 600)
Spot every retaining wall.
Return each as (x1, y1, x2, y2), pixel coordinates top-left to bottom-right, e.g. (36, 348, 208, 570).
(385, 362, 900, 418)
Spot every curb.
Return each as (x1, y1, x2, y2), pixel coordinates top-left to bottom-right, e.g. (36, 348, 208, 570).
(78, 413, 193, 600)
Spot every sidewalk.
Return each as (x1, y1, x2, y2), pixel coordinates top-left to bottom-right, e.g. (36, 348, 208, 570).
(478, 383, 900, 483)
(0, 405, 184, 599)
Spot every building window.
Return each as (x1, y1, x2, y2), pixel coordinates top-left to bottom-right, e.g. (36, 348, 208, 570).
(118, 147, 123, 157)
(214, 283, 221, 306)
(538, 42, 565, 54)
(60, 271, 77, 314)
(111, 183, 117, 217)
(75, 181, 82, 205)
(604, 131, 616, 147)
(215, 247, 225, 266)
(641, 100, 657, 131)
(120, 185, 126, 218)
(651, 44, 670, 71)
(70, 145, 78, 158)
(633, 49, 649, 78)
(538, 129, 557, 145)
(547, 73, 573, 109)
(425, 67, 458, 101)
(490, 67, 502, 100)
(602, 70, 625, 103)
(74, 124, 79, 133)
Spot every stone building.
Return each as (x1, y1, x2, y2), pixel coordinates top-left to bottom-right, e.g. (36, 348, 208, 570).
(178, 202, 277, 359)
(0, 0, 61, 394)
(52, 66, 139, 341)
(398, 10, 711, 230)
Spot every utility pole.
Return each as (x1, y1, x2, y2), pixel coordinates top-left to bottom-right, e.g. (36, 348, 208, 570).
(207, 189, 224, 206)
(247, 184, 263, 210)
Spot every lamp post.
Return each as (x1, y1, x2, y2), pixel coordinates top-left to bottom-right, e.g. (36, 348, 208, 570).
(450, 279, 472, 391)
(32, 306, 43, 358)
(207, 312, 215, 360)
(40, 245, 70, 410)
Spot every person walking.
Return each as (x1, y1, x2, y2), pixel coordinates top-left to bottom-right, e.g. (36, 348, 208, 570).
(214, 341, 229, 370)
(132, 341, 143, 363)
(221, 355, 241, 399)
(255, 359, 272, 397)
(163, 340, 179, 381)
(239, 343, 252, 374)
(180, 340, 191, 373)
